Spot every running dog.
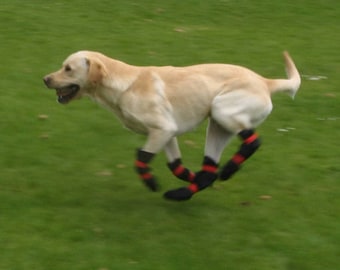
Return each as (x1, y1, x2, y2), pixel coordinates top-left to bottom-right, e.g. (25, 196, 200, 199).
(43, 51, 300, 201)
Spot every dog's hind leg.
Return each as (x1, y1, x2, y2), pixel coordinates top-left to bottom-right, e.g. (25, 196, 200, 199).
(210, 91, 270, 181)
(220, 129, 261, 180)
(164, 119, 233, 201)
(164, 91, 270, 201)
(165, 138, 196, 182)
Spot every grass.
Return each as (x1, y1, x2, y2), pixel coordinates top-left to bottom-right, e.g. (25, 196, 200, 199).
(1, 0, 339, 269)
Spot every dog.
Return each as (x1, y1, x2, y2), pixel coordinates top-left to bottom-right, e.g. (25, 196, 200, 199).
(43, 50, 300, 201)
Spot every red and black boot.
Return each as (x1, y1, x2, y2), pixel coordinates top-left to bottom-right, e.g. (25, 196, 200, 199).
(164, 156, 218, 201)
(135, 149, 159, 191)
(167, 158, 196, 182)
(220, 129, 261, 180)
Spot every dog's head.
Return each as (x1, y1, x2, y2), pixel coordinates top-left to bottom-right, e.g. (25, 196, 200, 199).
(43, 51, 105, 104)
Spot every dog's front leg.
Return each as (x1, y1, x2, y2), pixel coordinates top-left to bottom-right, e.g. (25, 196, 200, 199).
(135, 149, 159, 191)
(164, 157, 219, 201)
(165, 138, 195, 182)
(164, 119, 230, 201)
(135, 127, 176, 192)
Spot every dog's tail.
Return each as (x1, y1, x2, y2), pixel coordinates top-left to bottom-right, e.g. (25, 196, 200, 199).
(266, 51, 301, 99)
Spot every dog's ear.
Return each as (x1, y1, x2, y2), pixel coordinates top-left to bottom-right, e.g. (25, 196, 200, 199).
(86, 57, 106, 86)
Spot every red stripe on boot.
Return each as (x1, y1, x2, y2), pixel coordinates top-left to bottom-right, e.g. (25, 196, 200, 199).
(188, 183, 199, 193)
(141, 172, 153, 180)
(189, 172, 196, 182)
(244, 133, 258, 144)
(135, 160, 148, 168)
(202, 164, 218, 173)
(173, 165, 185, 176)
(232, 154, 245, 164)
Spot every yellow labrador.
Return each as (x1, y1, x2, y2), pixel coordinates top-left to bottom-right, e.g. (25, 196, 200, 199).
(43, 51, 300, 201)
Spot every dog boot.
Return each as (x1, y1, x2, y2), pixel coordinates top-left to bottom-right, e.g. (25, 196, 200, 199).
(135, 149, 160, 191)
(167, 158, 196, 182)
(220, 129, 260, 180)
(164, 156, 218, 201)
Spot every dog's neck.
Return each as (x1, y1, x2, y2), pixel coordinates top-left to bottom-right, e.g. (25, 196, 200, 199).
(87, 57, 140, 113)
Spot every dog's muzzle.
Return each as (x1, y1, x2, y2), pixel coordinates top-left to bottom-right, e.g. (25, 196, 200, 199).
(43, 77, 80, 104)
(55, 84, 80, 104)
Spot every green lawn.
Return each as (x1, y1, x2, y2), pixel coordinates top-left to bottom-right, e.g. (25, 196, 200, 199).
(1, 0, 339, 269)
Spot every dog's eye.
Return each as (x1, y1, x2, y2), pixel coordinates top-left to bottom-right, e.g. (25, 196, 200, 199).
(64, 65, 72, 72)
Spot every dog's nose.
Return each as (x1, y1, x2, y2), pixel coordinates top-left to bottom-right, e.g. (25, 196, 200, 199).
(43, 76, 51, 86)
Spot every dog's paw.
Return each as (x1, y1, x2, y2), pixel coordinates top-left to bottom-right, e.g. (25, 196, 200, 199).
(194, 171, 217, 189)
(163, 187, 194, 201)
(144, 178, 160, 192)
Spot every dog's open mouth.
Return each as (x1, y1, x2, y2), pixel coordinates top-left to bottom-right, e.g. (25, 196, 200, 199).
(56, 84, 80, 104)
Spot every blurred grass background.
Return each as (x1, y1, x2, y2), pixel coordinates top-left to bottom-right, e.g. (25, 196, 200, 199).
(0, 0, 339, 269)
